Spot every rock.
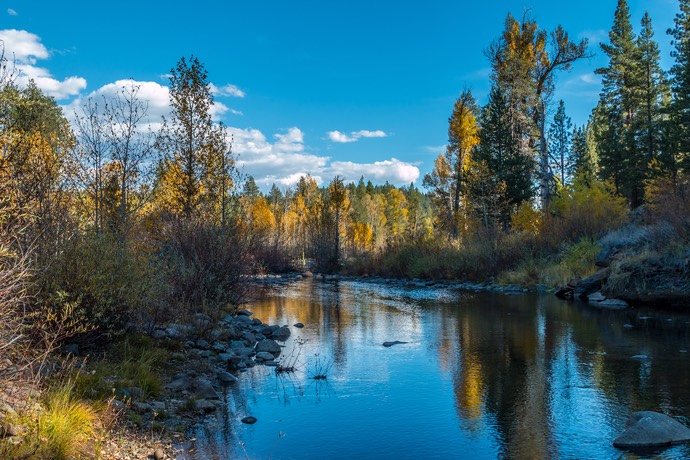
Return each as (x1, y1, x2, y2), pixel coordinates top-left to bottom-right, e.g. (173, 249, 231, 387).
(194, 379, 220, 400)
(150, 401, 166, 413)
(574, 268, 611, 298)
(264, 360, 278, 366)
(235, 315, 253, 325)
(294, 322, 305, 328)
(195, 339, 210, 349)
(241, 416, 258, 424)
(153, 448, 165, 460)
(217, 353, 234, 363)
(236, 309, 253, 317)
(255, 351, 275, 361)
(251, 318, 263, 326)
(598, 299, 629, 309)
(272, 326, 291, 341)
(260, 325, 280, 336)
(132, 401, 152, 413)
(211, 342, 227, 353)
(632, 354, 650, 361)
(382, 341, 408, 347)
(217, 371, 238, 384)
(128, 386, 144, 399)
(242, 331, 257, 344)
(151, 329, 168, 339)
(588, 291, 607, 302)
(0, 424, 19, 438)
(613, 411, 690, 448)
(166, 323, 193, 339)
(256, 339, 282, 356)
(194, 399, 216, 413)
(167, 377, 193, 391)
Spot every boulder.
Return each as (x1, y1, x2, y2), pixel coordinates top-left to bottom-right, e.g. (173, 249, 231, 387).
(272, 326, 291, 341)
(573, 268, 611, 298)
(236, 309, 253, 317)
(588, 291, 607, 302)
(613, 411, 690, 448)
(256, 339, 282, 356)
(194, 378, 219, 400)
(217, 371, 238, 384)
(255, 351, 275, 361)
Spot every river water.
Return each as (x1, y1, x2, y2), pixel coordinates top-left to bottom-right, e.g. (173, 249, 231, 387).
(188, 280, 690, 459)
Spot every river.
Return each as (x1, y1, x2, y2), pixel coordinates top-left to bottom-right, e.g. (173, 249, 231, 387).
(186, 279, 690, 459)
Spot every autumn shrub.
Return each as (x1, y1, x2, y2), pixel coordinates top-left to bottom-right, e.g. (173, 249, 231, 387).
(163, 218, 257, 314)
(645, 173, 690, 243)
(543, 175, 628, 247)
(41, 232, 160, 341)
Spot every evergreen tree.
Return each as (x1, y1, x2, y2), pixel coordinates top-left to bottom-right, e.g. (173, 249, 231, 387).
(475, 86, 533, 225)
(548, 100, 574, 188)
(594, 0, 646, 207)
(571, 123, 597, 184)
(636, 12, 669, 165)
(668, 0, 690, 177)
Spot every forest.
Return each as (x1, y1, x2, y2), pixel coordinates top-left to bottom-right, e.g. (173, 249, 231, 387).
(1, 0, 689, 458)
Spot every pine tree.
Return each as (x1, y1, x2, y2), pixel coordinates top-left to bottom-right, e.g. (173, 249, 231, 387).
(571, 123, 597, 184)
(594, 0, 646, 207)
(668, 0, 690, 177)
(548, 100, 574, 188)
(636, 12, 669, 165)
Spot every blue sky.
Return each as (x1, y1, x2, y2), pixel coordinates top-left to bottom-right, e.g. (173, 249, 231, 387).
(1, 0, 679, 190)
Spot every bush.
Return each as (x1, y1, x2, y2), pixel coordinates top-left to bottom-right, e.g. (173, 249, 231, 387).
(41, 232, 161, 340)
(162, 218, 257, 314)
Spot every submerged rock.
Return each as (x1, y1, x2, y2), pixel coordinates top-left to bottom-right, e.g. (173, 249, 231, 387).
(241, 416, 258, 424)
(613, 411, 690, 448)
(294, 322, 305, 328)
(382, 341, 408, 347)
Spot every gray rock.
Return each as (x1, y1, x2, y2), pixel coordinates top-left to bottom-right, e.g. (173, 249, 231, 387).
(195, 339, 210, 349)
(132, 401, 152, 413)
(211, 342, 227, 353)
(150, 401, 166, 413)
(167, 377, 193, 391)
(598, 299, 629, 309)
(261, 325, 280, 336)
(217, 371, 238, 384)
(194, 399, 217, 413)
(230, 340, 246, 349)
(0, 424, 19, 438)
(194, 379, 219, 400)
(166, 324, 193, 339)
(255, 339, 282, 356)
(251, 318, 263, 326)
(235, 347, 255, 357)
(263, 360, 278, 366)
(255, 351, 275, 361)
(613, 411, 690, 448)
(272, 326, 291, 341)
(217, 353, 234, 363)
(588, 291, 607, 302)
(574, 268, 611, 298)
(235, 315, 252, 325)
(242, 332, 257, 344)
(241, 416, 258, 424)
(151, 329, 168, 340)
(236, 309, 253, 317)
(294, 322, 305, 328)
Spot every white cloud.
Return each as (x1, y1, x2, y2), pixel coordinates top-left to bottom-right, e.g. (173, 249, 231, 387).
(0, 29, 48, 64)
(328, 158, 420, 184)
(327, 129, 388, 143)
(580, 29, 608, 45)
(0, 29, 86, 99)
(7, 8, 17, 16)
(328, 130, 356, 143)
(210, 82, 245, 98)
